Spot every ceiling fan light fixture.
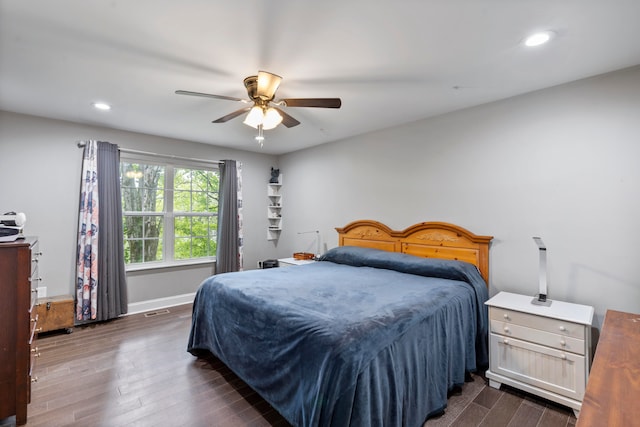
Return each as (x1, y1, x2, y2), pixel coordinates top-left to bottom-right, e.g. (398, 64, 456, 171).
(257, 71, 282, 100)
(243, 106, 264, 128)
(262, 107, 283, 130)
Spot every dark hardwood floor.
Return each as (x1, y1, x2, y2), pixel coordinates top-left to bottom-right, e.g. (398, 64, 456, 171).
(1, 304, 577, 427)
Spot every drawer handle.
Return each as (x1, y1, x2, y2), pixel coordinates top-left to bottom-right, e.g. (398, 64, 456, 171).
(31, 347, 39, 353)
(559, 326, 567, 332)
(560, 340, 566, 346)
(503, 314, 509, 320)
(503, 327, 510, 333)
(503, 339, 510, 345)
(29, 277, 43, 283)
(560, 354, 567, 360)
(31, 376, 38, 383)
(33, 352, 41, 358)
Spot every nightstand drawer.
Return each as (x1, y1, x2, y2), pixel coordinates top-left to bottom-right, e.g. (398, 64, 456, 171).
(490, 319, 585, 355)
(489, 333, 586, 401)
(490, 306, 585, 340)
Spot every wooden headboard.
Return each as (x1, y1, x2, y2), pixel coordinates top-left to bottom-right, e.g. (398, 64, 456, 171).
(335, 220, 493, 284)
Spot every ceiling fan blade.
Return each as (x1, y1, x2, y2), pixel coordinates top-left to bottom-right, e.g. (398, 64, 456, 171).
(273, 107, 300, 128)
(212, 107, 252, 123)
(280, 98, 342, 108)
(257, 71, 282, 100)
(175, 90, 246, 102)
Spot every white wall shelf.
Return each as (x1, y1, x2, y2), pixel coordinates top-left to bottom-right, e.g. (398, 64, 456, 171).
(267, 173, 282, 240)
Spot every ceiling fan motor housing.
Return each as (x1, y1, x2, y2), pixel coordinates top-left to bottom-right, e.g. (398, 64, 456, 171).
(243, 75, 261, 101)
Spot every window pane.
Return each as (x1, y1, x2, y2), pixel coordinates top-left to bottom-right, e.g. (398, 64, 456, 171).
(121, 163, 165, 214)
(192, 216, 207, 236)
(142, 188, 163, 212)
(192, 237, 208, 258)
(207, 192, 218, 212)
(127, 240, 143, 264)
(174, 168, 191, 191)
(143, 164, 165, 191)
(123, 216, 142, 239)
(209, 236, 217, 255)
(122, 187, 143, 212)
(174, 190, 191, 212)
(174, 237, 191, 260)
(144, 238, 163, 262)
(143, 215, 163, 238)
(174, 216, 190, 238)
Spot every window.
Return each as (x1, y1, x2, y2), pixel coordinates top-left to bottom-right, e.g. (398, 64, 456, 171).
(120, 158, 219, 267)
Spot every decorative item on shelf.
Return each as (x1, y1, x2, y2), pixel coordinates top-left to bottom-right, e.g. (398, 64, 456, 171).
(293, 252, 315, 260)
(270, 167, 280, 183)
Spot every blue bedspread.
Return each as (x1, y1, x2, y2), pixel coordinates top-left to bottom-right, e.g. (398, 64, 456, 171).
(188, 246, 489, 427)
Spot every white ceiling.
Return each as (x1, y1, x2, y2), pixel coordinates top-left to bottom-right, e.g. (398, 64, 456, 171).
(1, 1, 639, 155)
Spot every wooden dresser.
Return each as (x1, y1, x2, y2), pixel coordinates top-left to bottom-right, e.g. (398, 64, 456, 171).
(0, 237, 41, 425)
(576, 309, 640, 427)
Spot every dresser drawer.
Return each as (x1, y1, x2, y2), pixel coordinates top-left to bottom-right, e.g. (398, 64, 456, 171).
(29, 314, 40, 385)
(490, 319, 585, 355)
(490, 306, 586, 340)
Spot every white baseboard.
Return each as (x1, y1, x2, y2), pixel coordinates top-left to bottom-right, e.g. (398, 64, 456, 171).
(126, 292, 196, 316)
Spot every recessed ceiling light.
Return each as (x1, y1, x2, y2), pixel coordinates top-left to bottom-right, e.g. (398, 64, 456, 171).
(92, 102, 112, 111)
(524, 31, 555, 47)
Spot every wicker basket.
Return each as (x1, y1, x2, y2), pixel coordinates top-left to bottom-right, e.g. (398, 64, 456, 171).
(293, 252, 315, 260)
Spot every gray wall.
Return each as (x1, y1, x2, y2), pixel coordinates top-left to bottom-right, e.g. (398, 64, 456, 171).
(277, 66, 640, 328)
(0, 111, 279, 303)
(2, 66, 638, 327)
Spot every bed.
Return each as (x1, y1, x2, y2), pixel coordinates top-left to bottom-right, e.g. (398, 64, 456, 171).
(188, 220, 493, 426)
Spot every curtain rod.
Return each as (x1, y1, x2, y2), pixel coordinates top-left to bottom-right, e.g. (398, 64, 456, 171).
(76, 141, 223, 165)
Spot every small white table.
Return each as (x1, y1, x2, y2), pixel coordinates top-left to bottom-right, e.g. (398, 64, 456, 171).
(485, 291, 594, 417)
(277, 257, 316, 267)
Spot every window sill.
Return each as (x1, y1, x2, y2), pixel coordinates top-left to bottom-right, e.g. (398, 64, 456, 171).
(126, 258, 215, 273)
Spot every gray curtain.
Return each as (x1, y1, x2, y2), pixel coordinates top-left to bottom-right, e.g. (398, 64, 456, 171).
(216, 160, 239, 274)
(96, 141, 128, 320)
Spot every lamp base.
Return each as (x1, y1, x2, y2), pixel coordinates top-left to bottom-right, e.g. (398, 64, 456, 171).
(531, 295, 552, 307)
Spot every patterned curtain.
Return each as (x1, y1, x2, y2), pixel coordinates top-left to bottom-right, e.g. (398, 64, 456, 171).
(237, 161, 244, 271)
(76, 140, 128, 321)
(216, 160, 243, 273)
(76, 141, 99, 320)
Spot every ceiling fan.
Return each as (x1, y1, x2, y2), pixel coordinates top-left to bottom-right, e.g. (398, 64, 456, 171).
(176, 71, 341, 141)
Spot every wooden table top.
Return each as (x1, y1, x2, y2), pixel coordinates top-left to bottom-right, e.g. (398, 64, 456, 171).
(576, 309, 640, 427)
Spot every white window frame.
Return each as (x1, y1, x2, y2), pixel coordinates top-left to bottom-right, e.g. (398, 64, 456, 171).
(120, 153, 219, 272)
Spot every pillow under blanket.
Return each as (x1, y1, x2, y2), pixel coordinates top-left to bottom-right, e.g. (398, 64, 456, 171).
(319, 245, 489, 368)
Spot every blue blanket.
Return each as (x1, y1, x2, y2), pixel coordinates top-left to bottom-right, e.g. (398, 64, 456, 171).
(188, 246, 489, 426)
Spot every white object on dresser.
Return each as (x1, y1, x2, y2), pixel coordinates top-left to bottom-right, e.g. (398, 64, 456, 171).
(277, 257, 315, 267)
(485, 291, 594, 417)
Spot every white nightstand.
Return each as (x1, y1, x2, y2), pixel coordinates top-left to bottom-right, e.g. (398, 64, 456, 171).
(277, 257, 316, 267)
(485, 291, 594, 417)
